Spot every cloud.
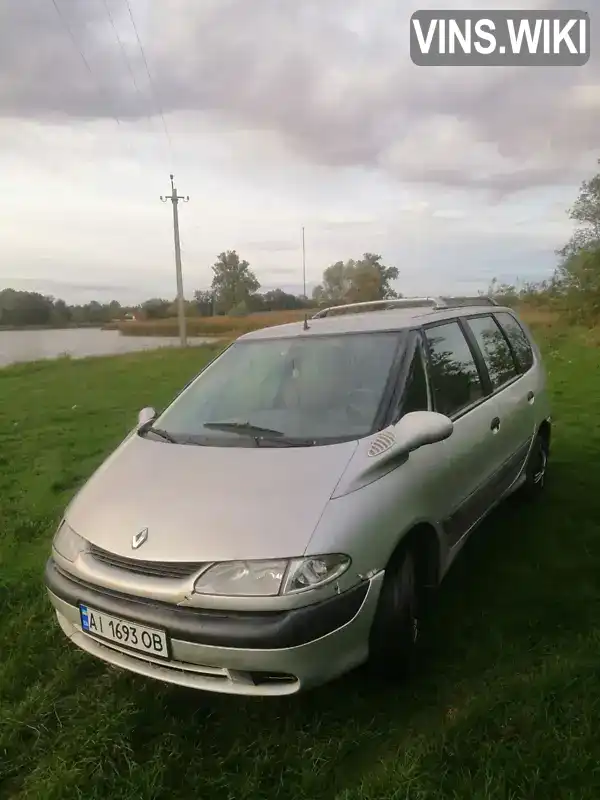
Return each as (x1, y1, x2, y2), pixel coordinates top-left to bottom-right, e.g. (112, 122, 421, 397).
(0, 276, 137, 301)
(237, 239, 301, 254)
(0, 0, 598, 195)
(0, 0, 596, 306)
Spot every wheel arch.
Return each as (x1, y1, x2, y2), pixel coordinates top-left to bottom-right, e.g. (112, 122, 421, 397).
(538, 418, 551, 450)
(389, 522, 442, 590)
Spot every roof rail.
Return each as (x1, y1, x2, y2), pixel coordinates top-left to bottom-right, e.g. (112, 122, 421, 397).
(438, 295, 498, 308)
(311, 295, 497, 319)
(311, 298, 439, 319)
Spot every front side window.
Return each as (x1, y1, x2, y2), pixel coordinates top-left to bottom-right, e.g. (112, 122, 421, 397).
(465, 315, 518, 390)
(395, 343, 429, 420)
(494, 312, 535, 373)
(424, 322, 483, 417)
(150, 332, 404, 446)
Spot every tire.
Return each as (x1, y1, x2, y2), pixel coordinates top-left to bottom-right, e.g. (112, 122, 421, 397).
(520, 432, 549, 501)
(368, 544, 421, 679)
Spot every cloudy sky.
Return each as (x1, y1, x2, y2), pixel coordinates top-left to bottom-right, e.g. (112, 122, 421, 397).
(1, 0, 599, 304)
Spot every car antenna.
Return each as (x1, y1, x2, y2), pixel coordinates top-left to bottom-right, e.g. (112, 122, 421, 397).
(301, 226, 309, 330)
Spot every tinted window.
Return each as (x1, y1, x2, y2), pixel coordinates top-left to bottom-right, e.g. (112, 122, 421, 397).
(153, 332, 403, 445)
(424, 322, 483, 417)
(396, 345, 429, 419)
(494, 312, 534, 372)
(466, 315, 518, 389)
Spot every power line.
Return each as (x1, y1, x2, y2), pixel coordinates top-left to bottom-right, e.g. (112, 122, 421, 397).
(101, 0, 169, 168)
(49, 0, 124, 134)
(123, 0, 174, 162)
(101, 0, 144, 99)
(51, 0, 100, 87)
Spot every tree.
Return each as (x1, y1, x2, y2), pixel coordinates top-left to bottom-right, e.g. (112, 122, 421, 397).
(486, 278, 520, 306)
(50, 298, 72, 326)
(166, 298, 198, 318)
(210, 250, 260, 314)
(554, 158, 600, 322)
(554, 245, 600, 322)
(361, 252, 399, 300)
(313, 261, 353, 305)
(486, 277, 560, 309)
(260, 289, 308, 311)
(141, 298, 171, 320)
(229, 299, 250, 316)
(194, 289, 214, 317)
(0, 289, 54, 327)
(312, 253, 399, 307)
(0, 288, 154, 327)
(558, 158, 600, 259)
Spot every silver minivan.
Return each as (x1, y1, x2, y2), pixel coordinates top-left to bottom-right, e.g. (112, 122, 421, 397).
(45, 297, 551, 696)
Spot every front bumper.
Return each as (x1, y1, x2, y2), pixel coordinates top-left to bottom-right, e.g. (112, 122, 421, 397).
(45, 558, 384, 696)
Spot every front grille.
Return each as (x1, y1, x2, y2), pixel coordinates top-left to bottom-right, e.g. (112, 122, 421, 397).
(88, 544, 206, 580)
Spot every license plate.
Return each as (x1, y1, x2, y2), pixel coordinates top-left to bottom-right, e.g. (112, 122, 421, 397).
(79, 605, 170, 660)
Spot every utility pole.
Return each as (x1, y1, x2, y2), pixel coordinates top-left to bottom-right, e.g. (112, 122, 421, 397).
(160, 175, 189, 347)
(302, 226, 307, 299)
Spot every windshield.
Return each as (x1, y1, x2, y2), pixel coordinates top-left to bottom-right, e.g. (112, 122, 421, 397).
(150, 331, 403, 446)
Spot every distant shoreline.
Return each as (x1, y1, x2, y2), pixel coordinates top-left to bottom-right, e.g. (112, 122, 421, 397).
(0, 323, 106, 332)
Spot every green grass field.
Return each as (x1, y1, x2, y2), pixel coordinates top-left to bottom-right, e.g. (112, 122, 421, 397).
(2, 327, 600, 799)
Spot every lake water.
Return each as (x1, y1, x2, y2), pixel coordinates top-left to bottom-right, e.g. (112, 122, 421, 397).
(0, 328, 218, 368)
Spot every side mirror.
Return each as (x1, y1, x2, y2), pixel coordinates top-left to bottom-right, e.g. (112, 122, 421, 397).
(331, 410, 455, 498)
(137, 406, 156, 427)
(392, 411, 453, 455)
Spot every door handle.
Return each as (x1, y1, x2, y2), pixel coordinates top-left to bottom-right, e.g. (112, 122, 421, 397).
(527, 391, 535, 403)
(490, 417, 501, 433)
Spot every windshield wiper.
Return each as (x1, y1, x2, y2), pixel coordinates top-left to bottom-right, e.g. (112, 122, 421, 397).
(141, 426, 178, 444)
(203, 421, 286, 437)
(203, 421, 317, 447)
(258, 436, 317, 447)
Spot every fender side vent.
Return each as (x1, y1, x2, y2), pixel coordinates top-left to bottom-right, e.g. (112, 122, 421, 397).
(368, 429, 396, 458)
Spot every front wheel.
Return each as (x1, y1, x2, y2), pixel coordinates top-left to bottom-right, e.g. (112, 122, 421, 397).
(368, 545, 421, 679)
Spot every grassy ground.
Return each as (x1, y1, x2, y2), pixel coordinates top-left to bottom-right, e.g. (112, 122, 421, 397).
(1, 326, 600, 799)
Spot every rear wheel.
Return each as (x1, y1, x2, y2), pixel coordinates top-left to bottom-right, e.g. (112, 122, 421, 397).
(368, 545, 421, 679)
(520, 431, 549, 501)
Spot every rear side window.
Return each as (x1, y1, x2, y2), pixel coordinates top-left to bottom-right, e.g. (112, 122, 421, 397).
(424, 322, 483, 417)
(494, 312, 535, 373)
(465, 315, 518, 390)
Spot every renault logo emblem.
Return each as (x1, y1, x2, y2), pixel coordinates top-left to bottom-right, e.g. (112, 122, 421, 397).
(132, 528, 148, 550)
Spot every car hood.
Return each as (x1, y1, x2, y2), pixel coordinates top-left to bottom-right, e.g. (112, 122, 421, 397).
(66, 433, 358, 562)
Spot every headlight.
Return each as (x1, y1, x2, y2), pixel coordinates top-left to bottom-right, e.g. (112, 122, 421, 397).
(53, 521, 87, 562)
(282, 555, 351, 594)
(193, 554, 351, 597)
